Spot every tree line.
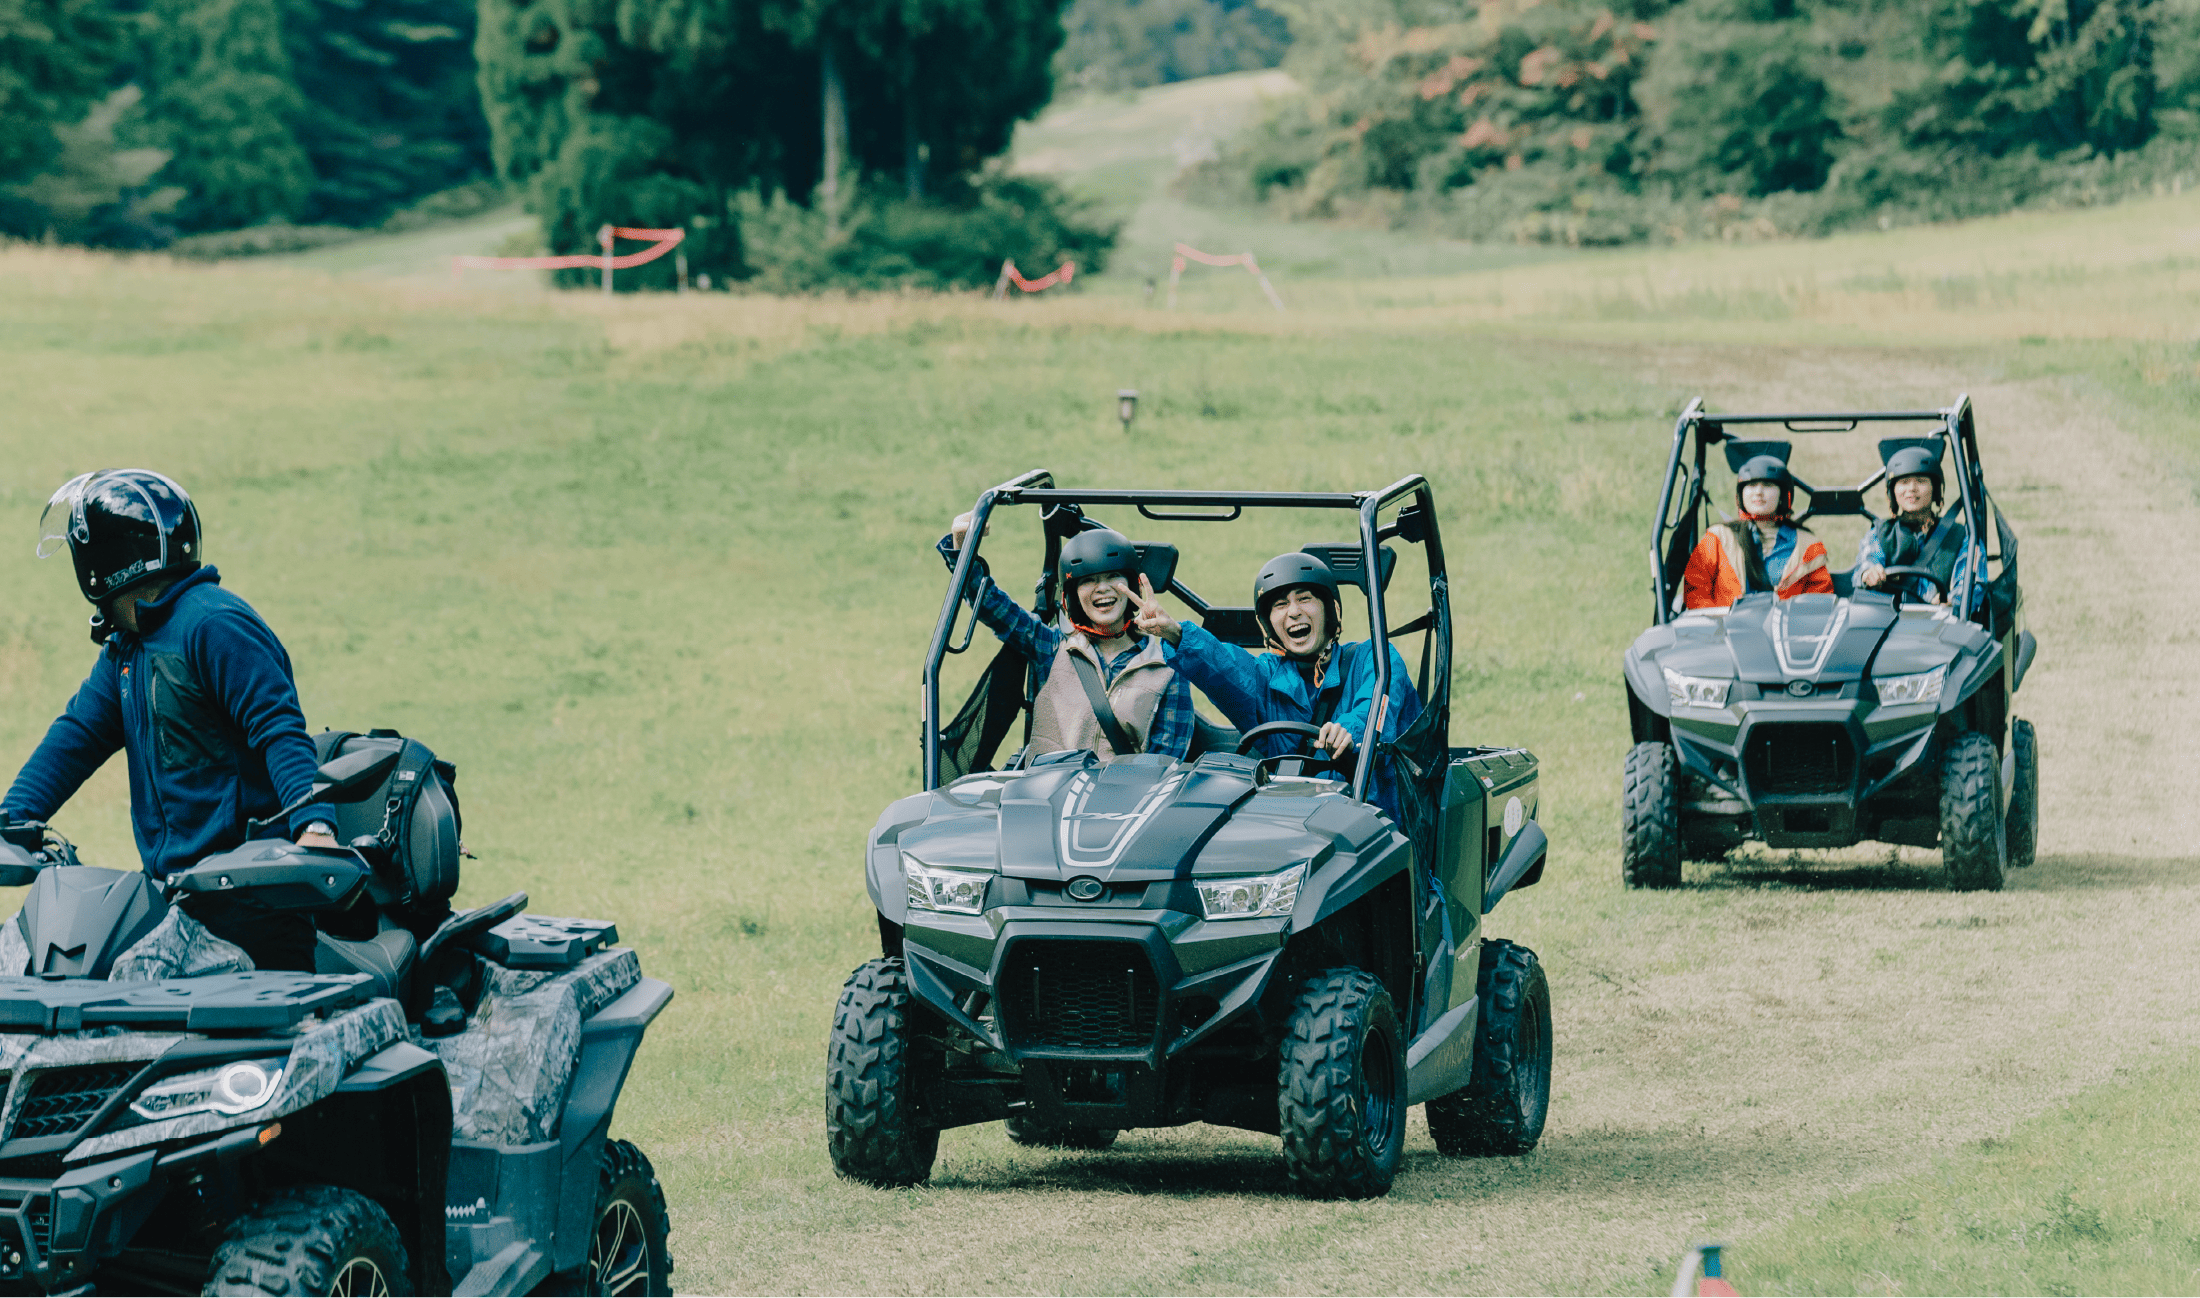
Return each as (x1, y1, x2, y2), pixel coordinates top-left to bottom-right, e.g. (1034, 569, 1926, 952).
(1202, 0, 2200, 244)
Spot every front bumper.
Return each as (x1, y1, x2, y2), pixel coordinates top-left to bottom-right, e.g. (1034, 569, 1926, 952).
(1669, 694, 1941, 847)
(0, 1124, 268, 1292)
(900, 905, 1289, 1130)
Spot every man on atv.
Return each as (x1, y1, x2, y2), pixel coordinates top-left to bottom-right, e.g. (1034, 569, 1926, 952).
(1, 470, 336, 971)
(1857, 445, 1981, 614)
(1131, 552, 1420, 817)
(1681, 453, 1836, 609)
(941, 514, 1194, 760)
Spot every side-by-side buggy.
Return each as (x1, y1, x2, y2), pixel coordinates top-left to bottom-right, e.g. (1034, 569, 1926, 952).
(827, 471, 1555, 1200)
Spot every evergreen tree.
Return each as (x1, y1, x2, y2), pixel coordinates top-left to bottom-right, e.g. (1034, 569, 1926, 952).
(0, 0, 123, 187)
(278, 0, 491, 225)
(133, 0, 314, 232)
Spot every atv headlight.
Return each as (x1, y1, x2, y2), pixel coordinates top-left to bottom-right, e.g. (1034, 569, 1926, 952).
(1663, 668, 1730, 710)
(1195, 864, 1304, 921)
(902, 856, 991, 915)
(129, 1058, 285, 1122)
(1875, 665, 1947, 706)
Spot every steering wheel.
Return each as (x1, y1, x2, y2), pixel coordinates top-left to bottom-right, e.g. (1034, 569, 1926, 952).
(1234, 721, 1348, 781)
(1874, 564, 1950, 607)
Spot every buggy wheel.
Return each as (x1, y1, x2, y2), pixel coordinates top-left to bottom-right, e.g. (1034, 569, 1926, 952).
(538, 1139, 675, 1295)
(826, 958, 941, 1186)
(2006, 719, 2038, 868)
(1941, 731, 2007, 891)
(1005, 1115, 1119, 1150)
(1277, 967, 1406, 1200)
(1426, 940, 1551, 1157)
(1621, 742, 1682, 888)
(202, 1185, 407, 1296)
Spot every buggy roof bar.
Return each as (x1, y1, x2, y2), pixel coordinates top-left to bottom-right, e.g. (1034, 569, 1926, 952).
(1699, 409, 1947, 426)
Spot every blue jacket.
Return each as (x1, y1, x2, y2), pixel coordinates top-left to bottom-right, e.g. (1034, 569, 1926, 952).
(1171, 623, 1422, 818)
(2, 568, 330, 880)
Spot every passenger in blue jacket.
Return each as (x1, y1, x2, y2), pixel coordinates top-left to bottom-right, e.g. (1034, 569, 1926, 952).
(1131, 551, 1420, 820)
(3, 470, 334, 970)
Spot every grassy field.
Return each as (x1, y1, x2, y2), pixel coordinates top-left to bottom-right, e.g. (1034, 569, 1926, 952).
(4, 76, 2200, 1296)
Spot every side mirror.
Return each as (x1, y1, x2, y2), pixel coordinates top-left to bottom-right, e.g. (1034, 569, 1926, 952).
(313, 748, 401, 804)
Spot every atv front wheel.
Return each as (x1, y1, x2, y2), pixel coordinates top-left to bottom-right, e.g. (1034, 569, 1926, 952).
(202, 1185, 408, 1296)
(539, 1139, 675, 1295)
(2006, 718, 2038, 869)
(1425, 940, 1552, 1157)
(1006, 1115, 1119, 1150)
(1621, 742, 1682, 888)
(827, 958, 941, 1186)
(1941, 731, 2007, 891)
(1278, 967, 1406, 1200)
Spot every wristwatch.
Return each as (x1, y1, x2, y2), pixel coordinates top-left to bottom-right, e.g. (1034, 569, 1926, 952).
(303, 821, 336, 839)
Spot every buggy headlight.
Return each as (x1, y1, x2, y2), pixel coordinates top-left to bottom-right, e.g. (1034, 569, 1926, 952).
(1195, 864, 1304, 920)
(902, 856, 991, 915)
(1875, 665, 1947, 706)
(1663, 668, 1730, 710)
(129, 1058, 285, 1121)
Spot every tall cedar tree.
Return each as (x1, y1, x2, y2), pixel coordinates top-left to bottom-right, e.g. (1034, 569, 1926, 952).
(133, 0, 315, 231)
(0, 0, 123, 187)
(475, 0, 1065, 286)
(278, 0, 492, 225)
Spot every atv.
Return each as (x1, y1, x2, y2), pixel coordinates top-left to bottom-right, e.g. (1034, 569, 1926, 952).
(1620, 395, 2039, 891)
(0, 736, 673, 1295)
(826, 470, 1554, 1201)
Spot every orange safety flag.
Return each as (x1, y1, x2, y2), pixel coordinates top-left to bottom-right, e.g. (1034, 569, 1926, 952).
(453, 226, 685, 275)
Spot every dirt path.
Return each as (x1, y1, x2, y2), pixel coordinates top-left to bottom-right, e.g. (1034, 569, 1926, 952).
(706, 350, 2197, 1296)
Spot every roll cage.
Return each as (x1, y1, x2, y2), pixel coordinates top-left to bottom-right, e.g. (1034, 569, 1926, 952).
(1647, 394, 2023, 637)
(922, 470, 1452, 821)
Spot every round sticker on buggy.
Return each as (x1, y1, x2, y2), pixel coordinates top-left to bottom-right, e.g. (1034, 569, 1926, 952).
(1503, 796, 1525, 839)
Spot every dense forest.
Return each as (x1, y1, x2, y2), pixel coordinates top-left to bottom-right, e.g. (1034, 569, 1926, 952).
(2, 0, 2189, 274)
(1202, 0, 2200, 243)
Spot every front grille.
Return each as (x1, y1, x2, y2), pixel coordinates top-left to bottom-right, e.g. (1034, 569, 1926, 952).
(0, 1153, 63, 1181)
(999, 941, 1160, 1051)
(12, 1065, 138, 1141)
(1746, 723, 1856, 797)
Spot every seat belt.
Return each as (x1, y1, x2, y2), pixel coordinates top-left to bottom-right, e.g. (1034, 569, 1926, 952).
(1068, 651, 1140, 756)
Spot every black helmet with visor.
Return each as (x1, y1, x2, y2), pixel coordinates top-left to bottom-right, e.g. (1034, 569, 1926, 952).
(38, 469, 203, 606)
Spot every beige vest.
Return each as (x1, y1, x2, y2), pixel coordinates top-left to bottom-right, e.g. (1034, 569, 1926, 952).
(1031, 633, 1174, 759)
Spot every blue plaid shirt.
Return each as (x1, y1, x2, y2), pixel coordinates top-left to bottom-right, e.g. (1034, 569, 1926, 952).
(942, 537, 1195, 760)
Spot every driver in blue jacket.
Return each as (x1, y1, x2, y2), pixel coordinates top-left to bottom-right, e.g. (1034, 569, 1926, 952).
(1131, 552, 1420, 819)
(1, 470, 335, 971)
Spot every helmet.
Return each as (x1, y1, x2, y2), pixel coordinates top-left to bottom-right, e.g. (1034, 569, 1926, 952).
(1254, 551, 1342, 622)
(38, 470, 203, 605)
(1882, 445, 1944, 509)
(1733, 453, 1795, 518)
(1059, 527, 1138, 601)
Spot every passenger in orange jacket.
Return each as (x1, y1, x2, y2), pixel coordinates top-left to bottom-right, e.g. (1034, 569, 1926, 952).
(1682, 453, 1835, 609)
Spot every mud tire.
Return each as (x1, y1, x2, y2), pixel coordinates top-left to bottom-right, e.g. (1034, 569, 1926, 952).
(2006, 718, 2038, 869)
(1005, 1116, 1119, 1150)
(826, 958, 940, 1187)
(1941, 731, 2007, 892)
(1277, 968, 1406, 1200)
(538, 1139, 675, 1295)
(1621, 742, 1683, 888)
(202, 1185, 408, 1296)
(1425, 940, 1552, 1157)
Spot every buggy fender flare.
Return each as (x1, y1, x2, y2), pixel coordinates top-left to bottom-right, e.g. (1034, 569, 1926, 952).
(2013, 629, 2037, 692)
(1297, 831, 1412, 930)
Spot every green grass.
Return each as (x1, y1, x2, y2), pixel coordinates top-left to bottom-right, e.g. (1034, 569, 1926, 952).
(4, 78, 2200, 1291)
(1731, 1050, 2200, 1296)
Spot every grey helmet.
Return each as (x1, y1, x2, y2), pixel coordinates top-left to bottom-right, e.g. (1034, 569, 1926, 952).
(1253, 552, 1342, 649)
(1734, 453, 1795, 518)
(1059, 527, 1138, 602)
(1882, 445, 1944, 509)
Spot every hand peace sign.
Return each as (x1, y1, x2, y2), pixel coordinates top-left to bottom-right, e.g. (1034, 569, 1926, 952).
(1131, 574, 1182, 646)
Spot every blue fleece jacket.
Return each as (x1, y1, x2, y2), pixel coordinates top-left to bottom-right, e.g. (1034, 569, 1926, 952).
(2, 568, 330, 880)
(1171, 623, 1422, 819)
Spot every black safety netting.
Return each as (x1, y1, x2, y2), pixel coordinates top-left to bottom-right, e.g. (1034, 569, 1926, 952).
(935, 640, 1030, 782)
(1378, 580, 1452, 874)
